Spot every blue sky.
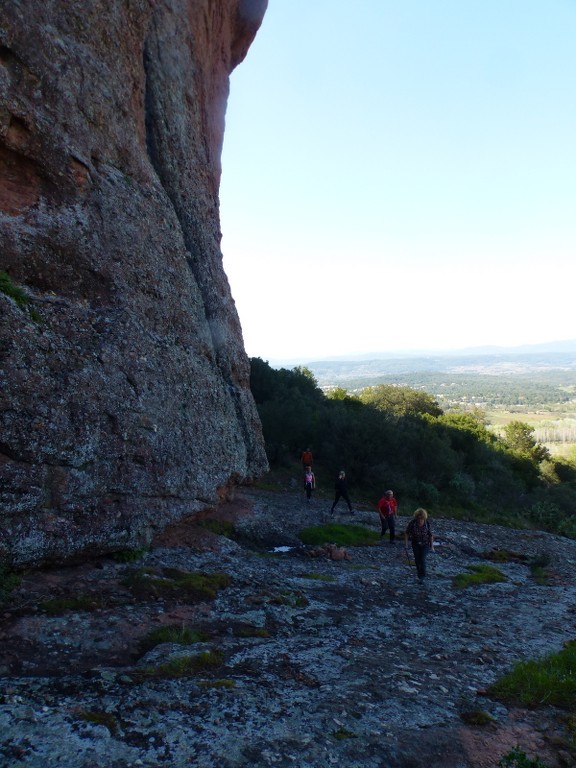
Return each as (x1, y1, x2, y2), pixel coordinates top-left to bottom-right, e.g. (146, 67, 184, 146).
(220, 1, 576, 364)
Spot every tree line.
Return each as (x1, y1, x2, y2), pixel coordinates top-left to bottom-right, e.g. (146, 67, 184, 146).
(250, 358, 576, 536)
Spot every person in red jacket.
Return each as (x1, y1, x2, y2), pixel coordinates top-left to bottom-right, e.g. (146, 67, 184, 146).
(378, 489, 398, 543)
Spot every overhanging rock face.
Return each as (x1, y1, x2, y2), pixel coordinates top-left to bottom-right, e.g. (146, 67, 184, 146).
(0, 0, 269, 567)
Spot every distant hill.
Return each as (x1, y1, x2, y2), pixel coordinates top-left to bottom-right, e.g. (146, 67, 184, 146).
(282, 344, 576, 408)
(305, 349, 576, 384)
(269, 340, 576, 369)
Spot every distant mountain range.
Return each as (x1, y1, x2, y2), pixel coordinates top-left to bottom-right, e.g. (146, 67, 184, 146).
(269, 340, 576, 366)
(294, 339, 576, 364)
(274, 340, 576, 387)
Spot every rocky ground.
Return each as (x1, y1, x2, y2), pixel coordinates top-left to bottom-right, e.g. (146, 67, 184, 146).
(2, 486, 576, 768)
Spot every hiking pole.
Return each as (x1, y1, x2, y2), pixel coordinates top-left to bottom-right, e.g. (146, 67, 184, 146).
(404, 546, 415, 567)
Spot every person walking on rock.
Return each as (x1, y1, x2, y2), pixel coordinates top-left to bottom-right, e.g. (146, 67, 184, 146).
(378, 489, 398, 543)
(404, 508, 435, 584)
(330, 470, 353, 515)
(304, 466, 315, 502)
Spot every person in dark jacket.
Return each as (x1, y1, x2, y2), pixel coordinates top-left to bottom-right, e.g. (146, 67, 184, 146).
(330, 470, 353, 514)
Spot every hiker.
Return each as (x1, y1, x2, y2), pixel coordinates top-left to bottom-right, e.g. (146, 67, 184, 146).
(378, 489, 398, 543)
(404, 508, 435, 583)
(301, 448, 313, 471)
(304, 466, 315, 502)
(330, 470, 353, 515)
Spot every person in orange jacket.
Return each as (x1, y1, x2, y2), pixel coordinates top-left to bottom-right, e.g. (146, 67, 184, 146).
(301, 448, 313, 471)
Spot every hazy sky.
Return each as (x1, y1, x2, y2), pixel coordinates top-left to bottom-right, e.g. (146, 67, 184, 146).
(220, 1, 576, 364)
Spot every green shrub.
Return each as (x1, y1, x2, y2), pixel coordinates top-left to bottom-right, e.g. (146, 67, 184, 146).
(489, 641, 576, 710)
(452, 563, 507, 589)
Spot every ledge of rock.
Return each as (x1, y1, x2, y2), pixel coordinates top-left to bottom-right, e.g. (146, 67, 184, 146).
(0, 0, 269, 567)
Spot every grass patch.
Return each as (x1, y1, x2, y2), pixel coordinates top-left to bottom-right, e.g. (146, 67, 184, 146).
(0, 566, 21, 603)
(122, 568, 231, 602)
(484, 548, 529, 564)
(529, 553, 552, 585)
(459, 709, 496, 726)
(134, 649, 224, 680)
(489, 641, 576, 710)
(233, 624, 270, 638)
(332, 728, 357, 741)
(270, 590, 309, 608)
(300, 572, 336, 581)
(76, 709, 119, 736)
(139, 625, 208, 653)
(199, 519, 236, 538)
(0, 271, 29, 308)
(41, 594, 103, 615)
(0, 271, 41, 322)
(498, 746, 550, 767)
(452, 563, 508, 589)
(299, 523, 379, 547)
(111, 548, 147, 563)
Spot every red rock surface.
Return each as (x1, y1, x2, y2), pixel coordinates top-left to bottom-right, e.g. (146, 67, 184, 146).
(0, 0, 269, 567)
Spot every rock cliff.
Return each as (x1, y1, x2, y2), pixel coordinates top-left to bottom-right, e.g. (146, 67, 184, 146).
(0, 0, 269, 567)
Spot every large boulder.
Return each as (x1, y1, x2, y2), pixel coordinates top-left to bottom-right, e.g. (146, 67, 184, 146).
(0, 0, 269, 567)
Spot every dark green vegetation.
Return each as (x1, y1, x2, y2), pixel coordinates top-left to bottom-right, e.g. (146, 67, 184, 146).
(251, 358, 576, 535)
(111, 548, 148, 563)
(0, 566, 21, 604)
(0, 270, 42, 322)
(139, 625, 208, 653)
(0, 270, 29, 308)
(41, 595, 105, 615)
(306, 352, 576, 409)
(299, 523, 379, 547)
(498, 747, 549, 768)
(133, 649, 224, 681)
(122, 568, 231, 602)
(76, 710, 119, 736)
(489, 641, 576, 711)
